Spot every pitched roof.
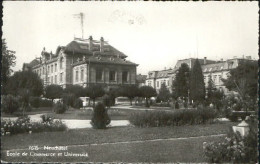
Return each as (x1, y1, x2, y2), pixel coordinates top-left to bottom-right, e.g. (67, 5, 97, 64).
(63, 39, 127, 58)
(72, 55, 138, 66)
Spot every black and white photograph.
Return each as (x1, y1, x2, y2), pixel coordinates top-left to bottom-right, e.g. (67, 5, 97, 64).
(1, 1, 258, 163)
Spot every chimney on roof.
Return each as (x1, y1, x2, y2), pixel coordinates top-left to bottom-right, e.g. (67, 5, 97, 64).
(89, 36, 93, 51)
(204, 57, 207, 65)
(100, 37, 104, 53)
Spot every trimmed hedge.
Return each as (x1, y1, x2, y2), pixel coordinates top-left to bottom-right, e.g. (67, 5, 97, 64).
(129, 107, 217, 127)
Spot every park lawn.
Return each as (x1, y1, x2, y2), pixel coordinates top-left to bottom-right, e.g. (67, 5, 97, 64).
(1, 135, 225, 163)
(1, 122, 236, 162)
(1, 121, 236, 151)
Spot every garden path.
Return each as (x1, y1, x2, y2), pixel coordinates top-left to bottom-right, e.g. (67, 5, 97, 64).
(1, 114, 130, 129)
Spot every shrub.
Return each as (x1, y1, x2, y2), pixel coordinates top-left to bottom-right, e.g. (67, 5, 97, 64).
(62, 93, 76, 107)
(129, 107, 217, 127)
(204, 116, 257, 163)
(53, 101, 67, 114)
(91, 102, 111, 129)
(39, 99, 53, 107)
(1, 115, 67, 136)
(73, 98, 83, 109)
(29, 97, 40, 108)
(1, 95, 20, 114)
(152, 103, 170, 107)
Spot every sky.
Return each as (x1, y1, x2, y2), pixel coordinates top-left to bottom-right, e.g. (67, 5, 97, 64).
(2, 1, 259, 75)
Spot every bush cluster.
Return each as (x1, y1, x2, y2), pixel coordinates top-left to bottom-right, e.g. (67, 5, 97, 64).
(203, 116, 257, 163)
(29, 97, 53, 108)
(129, 107, 217, 127)
(91, 103, 111, 129)
(1, 115, 67, 136)
(53, 101, 67, 114)
(1, 95, 20, 114)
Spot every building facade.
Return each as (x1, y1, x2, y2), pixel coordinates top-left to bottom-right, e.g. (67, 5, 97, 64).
(23, 36, 138, 90)
(145, 56, 254, 95)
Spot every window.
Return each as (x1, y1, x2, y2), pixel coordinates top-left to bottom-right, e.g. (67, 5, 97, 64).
(122, 71, 128, 82)
(60, 73, 63, 83)
(48, 66, 50, 73)
(60, 57, 64, 69)
(51, 76, 53, 84)
(213, 75, 217, 82)
(51, 65, 53, 73)
(47, 77, 50, 83)
(148, 81, 151, 86)
(157, 81, 159, 87)
(55, 64, 57, 72)
(75, 70, 79, 82)
(218, 75, 222, 83)
(167, 80, 169, 86)
(55, 75, 57, 84)
(96, 69, 103, 81)
(109, 71, 116, 81)
(81, 69, 84, 81)
(43, 67, 45, 74)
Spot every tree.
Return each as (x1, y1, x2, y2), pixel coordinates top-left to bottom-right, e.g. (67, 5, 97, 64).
(190, 59, 206, 104)
(6, 71, 43, 97)
(63, 84, 85, 98)
(120, 85, 140, 105)
(86, 84, 105, 107)
(1, 39, 16, 95)
(139, 86, 157, 107)
(44, 85, 63, 101)
(206, 75, 216, 101)
(222, 60, 258, 101)
(172, 63, 190, 99)
(157, 83, 171, 103)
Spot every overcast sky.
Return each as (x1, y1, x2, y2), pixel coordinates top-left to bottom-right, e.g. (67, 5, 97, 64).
(3, 1, 258, 75)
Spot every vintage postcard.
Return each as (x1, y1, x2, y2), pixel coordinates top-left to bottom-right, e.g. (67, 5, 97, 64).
(1, 1, 258, 163)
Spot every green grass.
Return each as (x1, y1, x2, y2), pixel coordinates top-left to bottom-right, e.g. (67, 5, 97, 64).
(1, 121, 235, 162)
(1, 135, 226, 163)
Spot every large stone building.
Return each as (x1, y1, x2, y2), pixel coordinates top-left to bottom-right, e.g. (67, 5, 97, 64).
(23, 36, 138, 90)
(145, 56, 254, 95)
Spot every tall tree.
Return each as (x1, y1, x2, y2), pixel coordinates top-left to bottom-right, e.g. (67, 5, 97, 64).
(139, 86, 157, 107)
(206, 75, 216, 101)
(86, 84, 105, 107)
(172, 63, 190, 99)
(63, 84, 85, 98)
(45, 84, 64, 101)
(1, 39, 16, 95)
(190, 59, 206, 104)
(157, 83, 171, 102)
(120, 85, 140, 105)
(6, 71, 43, 97)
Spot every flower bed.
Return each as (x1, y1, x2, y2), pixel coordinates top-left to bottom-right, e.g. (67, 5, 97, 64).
(129, 107, 217, 127)
(1, 115, 67, 136)
(203, 116, 257, 163)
